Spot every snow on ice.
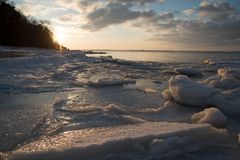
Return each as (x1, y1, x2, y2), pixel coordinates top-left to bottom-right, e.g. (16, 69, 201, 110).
(191, 107, 227, 128)
(10, 122, 237, 160)
(163, 68, 240, 116)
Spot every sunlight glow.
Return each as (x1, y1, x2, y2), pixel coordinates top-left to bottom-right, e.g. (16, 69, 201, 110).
(54, 31, 65, 44)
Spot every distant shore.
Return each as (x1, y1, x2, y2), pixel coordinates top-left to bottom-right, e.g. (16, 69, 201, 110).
(91, 49, 240, 53)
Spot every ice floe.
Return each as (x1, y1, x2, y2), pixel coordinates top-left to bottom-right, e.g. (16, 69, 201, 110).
(205, 76, 240, 89)
(218, 67, 240, 80)
(174, 67, 202, 77)
(168, 75, 217, 106)
(204, 59, 216, 65)
(140, 101, 197, 122)
(204, 58, 240, 66)
(191, 107, 227, 128)
(87, 78, 136, 87)
(137, 88, 159, 93)
(1, 47, 240, 159)
(120, 115, 146, 123)
(161, 89, 173, 101)
(163, 71, 240, 115)
(10, 122, 237, 160)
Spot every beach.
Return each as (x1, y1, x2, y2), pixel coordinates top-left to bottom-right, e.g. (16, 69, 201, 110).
(0, 46, 240, 159)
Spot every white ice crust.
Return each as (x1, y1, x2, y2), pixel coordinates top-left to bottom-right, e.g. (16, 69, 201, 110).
(191, 107, 227, 128)
(168, 75, 216, 106)
(218, 67, 240, 80)
(88, 78, 136, 87)
(174, 67, 202, 77)
(163, 67, 240, 115)
(12, 122, 236, 160)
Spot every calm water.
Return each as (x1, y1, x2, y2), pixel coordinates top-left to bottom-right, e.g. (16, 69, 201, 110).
(89, 51, 240, 63)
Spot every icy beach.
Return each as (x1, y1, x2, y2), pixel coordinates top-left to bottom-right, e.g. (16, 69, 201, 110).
(1, 47, 240, 160)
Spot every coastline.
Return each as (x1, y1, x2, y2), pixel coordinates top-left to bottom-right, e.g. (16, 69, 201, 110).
(0, 46, 240, 160)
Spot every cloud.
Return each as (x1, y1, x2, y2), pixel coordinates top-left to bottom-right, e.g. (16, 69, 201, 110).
(53, 14, 83, 25)
(57, 14, 75, 22)
(81, 2, 156, 31)
(183, 9, 194, 16)
(148, 18, 240, 49)
(56, 0, 166, 11)
(54, 0, 240, 49)
(17, 0, 239, 50)
(56, 0, 103, 11)
(16, 3, 53, 17)
(143, 1, 240, 50)
(116, 0, 166, 5)
(197, 1, 236, 21)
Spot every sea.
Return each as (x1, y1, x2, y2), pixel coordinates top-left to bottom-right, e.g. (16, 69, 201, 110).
(87, 50, 240, 63)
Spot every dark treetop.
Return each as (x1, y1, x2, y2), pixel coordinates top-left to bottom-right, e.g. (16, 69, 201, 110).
(0, 0, 65, 50)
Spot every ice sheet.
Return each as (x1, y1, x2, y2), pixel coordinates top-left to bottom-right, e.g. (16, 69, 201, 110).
(10, 122, 237, 160)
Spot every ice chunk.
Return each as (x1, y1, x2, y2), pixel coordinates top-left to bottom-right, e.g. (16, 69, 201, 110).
(149, 136, 194, 157)
(218, 67, 240, 80)
(11, 122, 237, 160)
(174, 67, 202, 77)
(204, 59, 240, 67)
(88, 78, 136, 87)
(204, 59, 215, 65)
(208, 76, 240, 89)
(211, 94, 240, 116)
(140, 101, 197, 123)
(52, 71, 75, 80)
(149, 138, 167, 154)
(222, 87, 240, 99)
(191, 107, 227, 128)
(164, 75, 240, 115)
(161, 89, 173, 101)
(120, 115, 146, 123)
(168, 75, 217, 106)
(202, 67, 240, 91)
(103, 104, 125, 113)
(143, 88, 158, 93)
(202, 75, 219, 84)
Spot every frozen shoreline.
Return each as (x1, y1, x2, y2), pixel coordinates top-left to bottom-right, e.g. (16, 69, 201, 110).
(9, 122, 238, 160)
(1, 46, 240, 159)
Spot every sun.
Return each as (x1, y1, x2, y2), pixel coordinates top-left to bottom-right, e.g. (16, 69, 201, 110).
(54, 32, 65, 43)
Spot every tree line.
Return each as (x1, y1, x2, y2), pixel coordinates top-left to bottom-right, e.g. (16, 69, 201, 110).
(0, 0, 66, 50)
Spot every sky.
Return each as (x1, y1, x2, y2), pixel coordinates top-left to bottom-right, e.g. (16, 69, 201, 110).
(12, 0, 240, 51)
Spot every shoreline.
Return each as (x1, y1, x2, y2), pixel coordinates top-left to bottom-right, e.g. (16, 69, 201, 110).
(0, 46, 240, 160)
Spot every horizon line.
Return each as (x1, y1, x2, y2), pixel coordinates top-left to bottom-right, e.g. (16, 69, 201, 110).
(78, 49, 240, 53)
